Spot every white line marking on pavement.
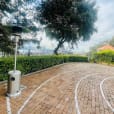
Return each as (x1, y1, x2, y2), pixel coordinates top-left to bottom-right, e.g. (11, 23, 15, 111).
(6, 63, 66, 114)
(17, 69, 78, 114)
(75, 75, 91, 114)
(6, 97, 12, 114)
(100, 77, 114, 112)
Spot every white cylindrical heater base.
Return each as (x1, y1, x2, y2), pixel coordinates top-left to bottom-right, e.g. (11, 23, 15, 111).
(7, 70, 21, 97)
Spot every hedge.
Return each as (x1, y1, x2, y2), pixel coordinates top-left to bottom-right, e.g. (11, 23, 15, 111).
(0, 55, 88, 81)
(90, 50, 114, 64)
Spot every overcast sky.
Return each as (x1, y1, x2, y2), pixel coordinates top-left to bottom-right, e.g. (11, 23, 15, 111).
(73, 0, 114, 53)
(40, 0, 114, 53)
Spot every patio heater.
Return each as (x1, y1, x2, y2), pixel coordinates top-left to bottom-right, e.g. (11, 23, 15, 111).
(7, 26, 22, 97)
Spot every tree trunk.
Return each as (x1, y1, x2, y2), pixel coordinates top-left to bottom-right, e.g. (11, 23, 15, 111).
(54, 43, 61, 55)
(54, 39, 65, 55)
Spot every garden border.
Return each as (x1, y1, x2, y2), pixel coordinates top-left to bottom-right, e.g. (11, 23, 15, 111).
(0, 63, 67, 85)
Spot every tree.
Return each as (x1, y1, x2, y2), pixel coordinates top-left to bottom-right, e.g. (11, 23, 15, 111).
(0, 0, 39, 29)
(0, 0, 10, 11)
(0, 1, 12, 55)
(0, 0, 40, 55)
(39, 0, 97, 54)
(0, 24, 14, 56)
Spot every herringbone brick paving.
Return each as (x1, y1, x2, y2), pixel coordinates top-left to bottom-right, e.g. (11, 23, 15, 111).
(0, 63, 114, 114)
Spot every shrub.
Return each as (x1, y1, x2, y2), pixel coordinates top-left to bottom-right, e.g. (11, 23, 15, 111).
(0, 55, 88, 81)
(90, 50, 114, 64)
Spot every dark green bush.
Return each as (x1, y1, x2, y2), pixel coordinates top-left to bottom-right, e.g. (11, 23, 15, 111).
(0, 55, 88, 81)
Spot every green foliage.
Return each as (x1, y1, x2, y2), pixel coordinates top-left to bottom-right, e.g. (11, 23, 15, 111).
(39, 0, 97, 54)
(0, 55, 88, 81)
(90, 50, 114, 64)
(0, 25, 14, 55)
(0, 57, 14, 81)
(0, 0, 10, 11)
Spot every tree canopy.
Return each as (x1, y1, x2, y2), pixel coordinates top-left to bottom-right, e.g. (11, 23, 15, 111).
(0, 24, 14, 55)
(0, 0, 39, 55)
(39, 0, 97, 54)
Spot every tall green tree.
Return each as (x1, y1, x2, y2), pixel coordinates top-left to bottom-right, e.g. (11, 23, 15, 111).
(0, 1, 13, 55)
(39, 0, 97, 54)
(0, 24, 14, 56)
(0, 0, 39, 55)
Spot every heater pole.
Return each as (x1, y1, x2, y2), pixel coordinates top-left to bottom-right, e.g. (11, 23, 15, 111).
(14, 36, 18, 72)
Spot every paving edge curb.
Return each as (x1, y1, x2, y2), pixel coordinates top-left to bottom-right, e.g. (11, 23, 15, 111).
(22, 63, 67, 77)
(0, 63, 67, 85)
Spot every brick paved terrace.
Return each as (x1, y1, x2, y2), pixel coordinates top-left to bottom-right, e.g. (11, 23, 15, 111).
(0, 63, 114, 114)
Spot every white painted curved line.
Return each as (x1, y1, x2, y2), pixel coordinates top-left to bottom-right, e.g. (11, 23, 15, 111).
(75, 75, 91, 114)
(100, 77, 114, 112)
(6, 63, 65, 114)
(6, 97, 12, 114)
(17, 69, 78, 114)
